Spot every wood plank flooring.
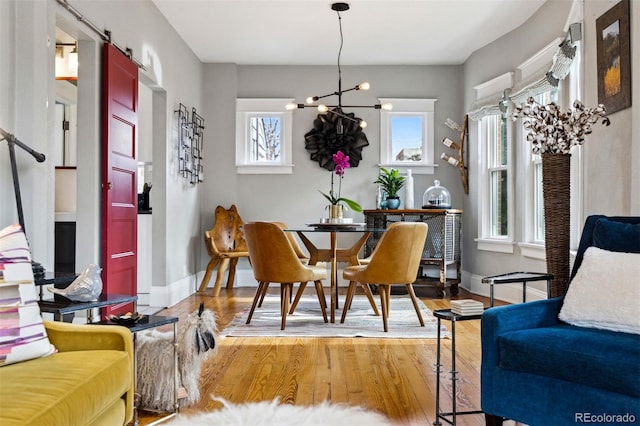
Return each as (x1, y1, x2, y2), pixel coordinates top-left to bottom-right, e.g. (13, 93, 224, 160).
(138, 286, 505, 425)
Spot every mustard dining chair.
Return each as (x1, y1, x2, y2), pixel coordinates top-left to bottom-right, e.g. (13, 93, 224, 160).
(273, 222, 333, 315)
(244, 222, 328, 330)
(340, 222, 428, 332)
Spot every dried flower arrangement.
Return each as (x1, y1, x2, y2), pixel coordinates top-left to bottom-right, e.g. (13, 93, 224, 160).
(512, 97, 611, 154)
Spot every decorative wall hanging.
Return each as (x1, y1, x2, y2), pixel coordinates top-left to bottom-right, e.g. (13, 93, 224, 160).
(440, 115, 469, 194)
(304, 111, 369, 170)
(176, 103, 205, 184)
(286, 2, 392, 171)
(596, 0, 631, 114)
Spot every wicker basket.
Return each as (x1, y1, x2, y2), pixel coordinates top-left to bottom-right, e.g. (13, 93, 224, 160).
(542, 153, 571, 298)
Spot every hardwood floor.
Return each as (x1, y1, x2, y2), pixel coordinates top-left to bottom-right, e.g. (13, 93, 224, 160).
(138, 286, 504, 425)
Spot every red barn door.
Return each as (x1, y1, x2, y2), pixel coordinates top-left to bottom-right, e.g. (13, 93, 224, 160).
(101, 43, 138, 317)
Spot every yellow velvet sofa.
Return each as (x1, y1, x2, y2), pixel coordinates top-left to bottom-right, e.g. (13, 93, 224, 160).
(0, 320, 134, 426)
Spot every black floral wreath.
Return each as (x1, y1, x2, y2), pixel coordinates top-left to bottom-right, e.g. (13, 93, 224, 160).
(304, 109, 369, 171)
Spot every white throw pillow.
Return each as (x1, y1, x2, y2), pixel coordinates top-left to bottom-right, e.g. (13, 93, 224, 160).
(559, 246, 640, 334)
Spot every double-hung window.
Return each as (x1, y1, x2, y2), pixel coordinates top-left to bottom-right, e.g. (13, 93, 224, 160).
(473, 73, 514, 253)
(479, 113, 512, 248)
(528, 89, 559, 244)
(518, 35, 583, 257)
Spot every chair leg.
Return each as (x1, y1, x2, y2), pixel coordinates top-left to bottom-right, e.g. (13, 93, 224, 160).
(406, 284, 425, 327)
(258, 282, 271, 307)
(247, 281, 268, 324)
(361, 283, 380, 316)
(289, 282, 308, 314)
(198, 257, 221, 292)
(314, 280, 328, 323)
(226, 257, 240, 289)
(212, 258, 231, 297)
(379, 284, 390, 332)
(281, 283, 292, 330)
(340, 281, 358, 324)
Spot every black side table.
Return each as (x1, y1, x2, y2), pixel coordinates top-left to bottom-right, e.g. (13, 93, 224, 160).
(97, 315, 180, 425)
(433, 308, 484, 426)
(38, 293, 138, 322)
(481, 272, 553, 307)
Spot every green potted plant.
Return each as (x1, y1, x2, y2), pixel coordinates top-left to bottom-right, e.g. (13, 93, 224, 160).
(374, 167, 405, 209)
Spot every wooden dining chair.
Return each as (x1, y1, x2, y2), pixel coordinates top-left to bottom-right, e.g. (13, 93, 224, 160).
(340, 222, 428, 332)
(244, 222, 328, 330)
(198, 205, 249, 297)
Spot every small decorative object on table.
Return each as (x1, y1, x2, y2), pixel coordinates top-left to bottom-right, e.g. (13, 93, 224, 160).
(373, 167, 405, 210)
(47, 263, 103, 302)
(404, 169, 414, 209)
(512, 97, 610, 297)
(107, 312, 144, 325)
(450, 299, 484, 316)
(422, 180, 451, 209)
(319, 151, 362, 220)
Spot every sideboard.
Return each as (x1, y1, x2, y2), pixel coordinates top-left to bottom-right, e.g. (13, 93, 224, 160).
(363, 209, 462, 297)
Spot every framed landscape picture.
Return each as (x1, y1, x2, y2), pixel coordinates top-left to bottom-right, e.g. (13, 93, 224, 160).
(596, 0, 631, 114)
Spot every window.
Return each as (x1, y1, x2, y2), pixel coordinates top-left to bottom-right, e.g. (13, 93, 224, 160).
(519, 38, 583, 258)
(379, 98, 436, 174)
(236, 99, 293, 174)
(472, 73, 514, 253)
(483, 114, 510, 238)
(527, 89, 559, 243)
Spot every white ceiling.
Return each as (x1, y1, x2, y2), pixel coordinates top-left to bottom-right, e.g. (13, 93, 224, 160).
(151, 0, 547, 66)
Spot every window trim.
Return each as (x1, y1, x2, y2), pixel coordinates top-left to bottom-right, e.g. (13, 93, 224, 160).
(236, 98, 294, 174)
(378, 98, 437, 174)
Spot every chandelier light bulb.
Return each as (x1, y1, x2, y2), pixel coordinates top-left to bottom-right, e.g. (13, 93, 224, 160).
(381, 103, 393, 111)
(285, 103, 297, 110)
(306, 96, 317, 104)
(358, 82, 370, 91)
(359, 120, 367, 129)
(318, 104, 328, 112)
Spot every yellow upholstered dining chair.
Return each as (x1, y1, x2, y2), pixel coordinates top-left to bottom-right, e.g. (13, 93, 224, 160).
(199, 205, 250, 297)
(340, 222, 428, 332)
(244, 222, 328, 330)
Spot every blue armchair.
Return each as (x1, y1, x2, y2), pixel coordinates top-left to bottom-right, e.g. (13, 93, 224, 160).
(481, 215, 640, 425)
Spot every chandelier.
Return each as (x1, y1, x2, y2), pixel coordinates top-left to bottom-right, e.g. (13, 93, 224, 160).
(286, 2, 392, 134)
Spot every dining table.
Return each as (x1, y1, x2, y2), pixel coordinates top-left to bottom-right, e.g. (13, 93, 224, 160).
(285, 223, 383, 323)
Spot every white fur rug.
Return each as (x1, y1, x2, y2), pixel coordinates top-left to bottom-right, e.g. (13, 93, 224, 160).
(223, 295, 449, 338)
(165, 397, 391, 425)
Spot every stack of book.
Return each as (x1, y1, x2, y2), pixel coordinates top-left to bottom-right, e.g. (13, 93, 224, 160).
(450, 299, 484, 316)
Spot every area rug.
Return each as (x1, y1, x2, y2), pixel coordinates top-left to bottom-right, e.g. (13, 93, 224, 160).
(222, 295, 449, 339)
(165, 397, 391, 425)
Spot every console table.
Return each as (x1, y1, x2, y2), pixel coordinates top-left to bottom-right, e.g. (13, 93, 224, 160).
(364, 209, 462, 297)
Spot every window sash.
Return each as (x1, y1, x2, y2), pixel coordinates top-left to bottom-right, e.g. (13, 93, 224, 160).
(480, 113, 511, 242)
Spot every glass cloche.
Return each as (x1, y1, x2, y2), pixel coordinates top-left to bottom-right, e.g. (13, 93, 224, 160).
(422, 180, 451, 209)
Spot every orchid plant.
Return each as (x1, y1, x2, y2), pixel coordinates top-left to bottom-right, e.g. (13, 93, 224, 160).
(319, 151, 363, 212)
(512, 97, 610, 155)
